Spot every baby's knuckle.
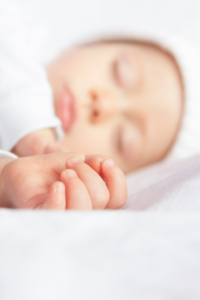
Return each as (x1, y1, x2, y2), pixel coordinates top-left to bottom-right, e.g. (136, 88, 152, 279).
(95, 190, 109, 205)
(72, 152, 86, 161)
(4, 160, 19, 177)
(1, 160, 22, 191)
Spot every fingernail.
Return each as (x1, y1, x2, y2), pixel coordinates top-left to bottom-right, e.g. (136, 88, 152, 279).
(104, 159, 115, 167)
(54, 183, 64, 193)
(98, 157, 105, 163)
(86, 155, 105, 164)
(63, 169, 77, 178)
(67, 157, 81, 166)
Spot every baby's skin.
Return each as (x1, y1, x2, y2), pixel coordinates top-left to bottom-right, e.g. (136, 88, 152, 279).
(0, 152, 127, 209)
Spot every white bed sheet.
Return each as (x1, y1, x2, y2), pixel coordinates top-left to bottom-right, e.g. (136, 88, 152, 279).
(0, 210, 200, 300)
(125, 154, 200, 211)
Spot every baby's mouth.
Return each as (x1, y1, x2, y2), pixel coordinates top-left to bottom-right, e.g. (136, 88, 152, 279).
(57, 86, 77, 131)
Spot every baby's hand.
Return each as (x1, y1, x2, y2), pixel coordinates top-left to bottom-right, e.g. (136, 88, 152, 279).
(63, 155, 127, 209)
(0, 153, 127, 210)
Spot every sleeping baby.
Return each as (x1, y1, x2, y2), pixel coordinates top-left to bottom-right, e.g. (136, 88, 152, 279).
(45, 38, 183, 174)
(14, 33, 200, 174)
(1, 0, 200, 209)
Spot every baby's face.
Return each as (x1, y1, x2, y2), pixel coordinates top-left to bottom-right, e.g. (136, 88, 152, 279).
(46, 42, 183, 173)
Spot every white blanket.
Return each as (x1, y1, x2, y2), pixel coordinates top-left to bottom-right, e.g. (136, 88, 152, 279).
(1, 155, 200, 299)
(0, 210, 200, 300)
(125, 154, 200, 211)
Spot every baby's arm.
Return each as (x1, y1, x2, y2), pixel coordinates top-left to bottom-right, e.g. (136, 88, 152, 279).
(0, 153, 127, 210)
(12, 128, 71, 157)
(12, 128, 59, 157)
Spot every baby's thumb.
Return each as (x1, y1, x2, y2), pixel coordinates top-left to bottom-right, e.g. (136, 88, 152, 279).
(41, 182, 66, 210)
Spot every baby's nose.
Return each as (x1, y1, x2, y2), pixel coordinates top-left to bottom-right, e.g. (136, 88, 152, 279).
(89, 91, 121, 123)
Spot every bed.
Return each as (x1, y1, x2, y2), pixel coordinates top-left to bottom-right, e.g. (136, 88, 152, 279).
(1, 0, 200, 298)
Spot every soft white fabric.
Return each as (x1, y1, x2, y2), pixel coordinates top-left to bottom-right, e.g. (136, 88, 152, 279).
(31, 0, 200, 63)
(0, 210, 200, 300)
(0, 150, 18, 159)
(125, 154, 200, 211)
(0, 0, 61, 151)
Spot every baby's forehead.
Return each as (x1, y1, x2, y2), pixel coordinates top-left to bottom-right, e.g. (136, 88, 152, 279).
(80, 38, 169, 54)
(75, 39, 179, 77)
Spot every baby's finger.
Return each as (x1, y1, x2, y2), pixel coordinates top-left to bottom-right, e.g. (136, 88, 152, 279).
(66, 158, 110, 209)
(101, 159, 127, 209)
(61, 169, 92, 210)
(44, 143, 71, 154)
(45, 152, 86, 175)
(85, 155, 107, 174)
(42, 182, 66, 210)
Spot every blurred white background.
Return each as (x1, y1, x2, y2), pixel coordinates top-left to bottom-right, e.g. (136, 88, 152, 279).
(29, 0, 200, 61)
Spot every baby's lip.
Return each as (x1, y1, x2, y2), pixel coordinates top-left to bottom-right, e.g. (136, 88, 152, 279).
(57, 86, 77, 131)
